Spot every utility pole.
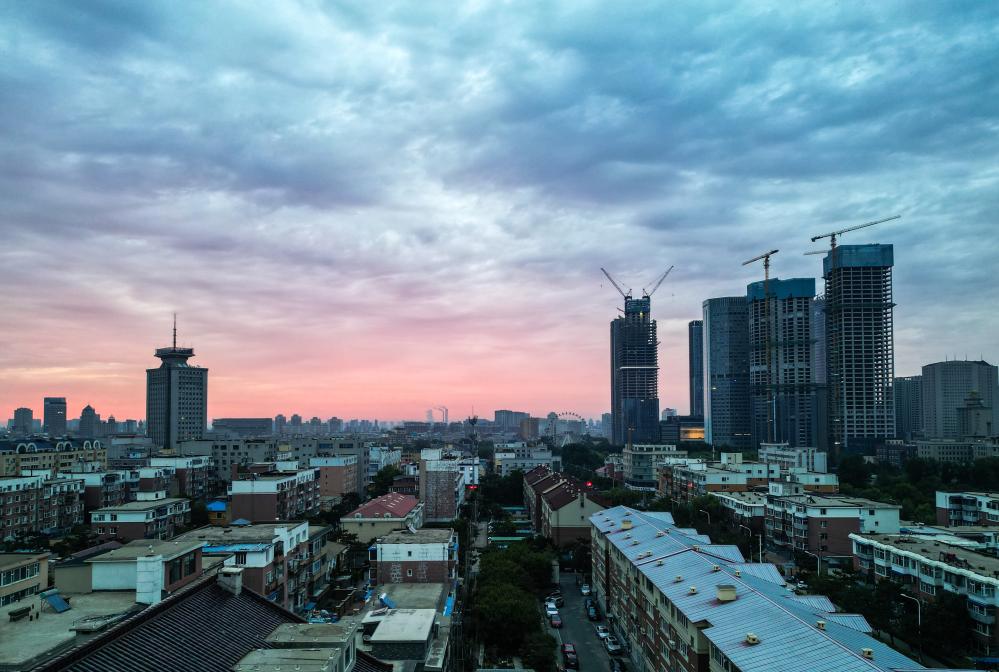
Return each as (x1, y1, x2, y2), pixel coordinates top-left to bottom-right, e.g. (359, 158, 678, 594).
(900, 592, 923, 663)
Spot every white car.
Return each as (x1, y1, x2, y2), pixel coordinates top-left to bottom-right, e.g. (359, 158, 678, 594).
(545, 601, 559, 617)
(595, 625, 610, 639)
(580, 583, 592, 596)
(605, 635, 623, 655)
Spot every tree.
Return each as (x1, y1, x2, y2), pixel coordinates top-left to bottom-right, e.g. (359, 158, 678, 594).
(370, 466, 401, 497)
(475, 583, 538, 651)
(602, 487, 643, 507)
(837, 454, 870, 489)
(521, 631, 557, 672)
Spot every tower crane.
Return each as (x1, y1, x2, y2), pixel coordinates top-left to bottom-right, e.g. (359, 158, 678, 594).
(600, 267, 631, 299)
(643, 265, 674, 298)
(806, 214, 901, 254)
(742, 249, 780, 444)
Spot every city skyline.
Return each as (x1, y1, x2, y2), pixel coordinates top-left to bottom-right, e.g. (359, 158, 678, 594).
(3, 3, 998, 421)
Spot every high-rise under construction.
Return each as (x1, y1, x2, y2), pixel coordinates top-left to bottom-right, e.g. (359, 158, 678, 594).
(610, 294, 660, 445)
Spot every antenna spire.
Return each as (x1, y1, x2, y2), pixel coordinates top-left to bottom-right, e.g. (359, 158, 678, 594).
(172, 313, 177, 349)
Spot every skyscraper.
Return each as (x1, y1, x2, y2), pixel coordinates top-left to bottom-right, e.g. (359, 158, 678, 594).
(274, 414, 287, 435)
(823, 244, 895, 453)
(688, 320, 704, 417)
(12, 407, 33, 435)
(747, 278, 816, 448)
(43, 397, 67, 436)
(146, 322, 208, 450)
(921, 360, 998, 439)
(610, 294, 660, 445)
(893, 375, 923, 440)
(703, 297, 751, 449)
(79, 404, 98, 438)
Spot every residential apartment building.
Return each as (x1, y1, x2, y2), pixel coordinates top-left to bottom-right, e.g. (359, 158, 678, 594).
(367, 446, 402, 482)
(622, 444, 685, 490)
(369, 528, 457, 586)
(229, 466, 321, 523)
(758, 443, 828, 473)
(178, 438, 278, 481)
(922, 360, 998, 439)
(419, 449, 465, 523)
(173, 521, 313, 610)
(659, 453, 778, 504)
(0, 439, 106, 477)
(148, 456, 214, 499)
(523, 466, 607, 546)
(0, 552, 49, 606)
(342, 493, 424, 545)
(714, 491, 767, 533)
(310, 456, 359, 507)
(0, 474, 84, 538)
(90, 491, 191, 542)
(935, 491, 999, 527)
(852, 532, 999, 655)
(591, 506, 936, 672)
(211, 418, 273, 437)
(766, 482, 900, 562)
(493, 442, 561, 477)
(914, 439, 999, 464)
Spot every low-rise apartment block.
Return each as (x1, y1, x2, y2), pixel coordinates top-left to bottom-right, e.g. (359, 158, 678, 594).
(90, 491, 191, 542)
(148, 455, 214, 499)
(623, 444, 686, 489)
(369, 528, 457, 585)
(936, 491, 999, 527)
(852, 531, 999, 655)
(310, 456, 359, 507)
(0, 439, 106, 477)
(419, 449, 465, 523)
(0, 474, 84, 538)
(766, 482, 900, 561)
(229, 466, 321, 522)
(493, 442, 561, 477)
(523, 466, 606, 546)
(714, 491, 767, 532)
(342, 493, 424, 545)
(0, 552, 49, 606)
(758, 442, 828, 472)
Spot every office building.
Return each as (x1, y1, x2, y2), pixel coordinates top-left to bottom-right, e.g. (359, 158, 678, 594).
(893, 375, 922, 440)
(702, 297, 751, 449)
(274, 414, 286, 436)
(922, 360, 998, 439)
(688, 320, 704, 417)
(493, 409, 529, 432)
(824, 244, 895, 453)
(747, 278, 816, 449)
(212, 418, 273, 437)
(146, 329, 208, 450)
(12, 408, 33, 436)
(78, 405, 99, 438)
(42, 397, 67, 436)
(610, 292, 660, 445)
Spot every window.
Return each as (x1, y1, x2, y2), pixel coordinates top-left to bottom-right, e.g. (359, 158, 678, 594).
(235, 552, 248, 564)
(406, 569, 413, 577)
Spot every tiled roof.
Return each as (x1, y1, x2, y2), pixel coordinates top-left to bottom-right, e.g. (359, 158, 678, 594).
(36, 576, 303, 672)
(524, 466, 552, 485)
(348, 493, 419, 519)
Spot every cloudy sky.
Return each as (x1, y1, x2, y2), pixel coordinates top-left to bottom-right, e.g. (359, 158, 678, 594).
(2, 1, 997, 423)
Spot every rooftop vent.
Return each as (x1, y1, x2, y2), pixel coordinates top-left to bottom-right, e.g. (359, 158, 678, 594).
(745, 633, 760, 645)
(674, 575, 683, 583)
(712, 564, 721, 572)
(715, 585, 737, 602)
(631, 540, 640, 546)
(692, 544, 701, 552)
(656, 560, 664, 566)
(656, 532, 665, 537)
(816, 620, 826, 630)
(861, 648, 873, 659)
(734, 570, 742, 577)
(624, 533, 632, 539)
(621, 519, 633, 530)
(688, 586, 698, 595)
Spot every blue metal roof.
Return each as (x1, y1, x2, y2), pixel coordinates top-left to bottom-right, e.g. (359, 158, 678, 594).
(206, 501, 227, 512)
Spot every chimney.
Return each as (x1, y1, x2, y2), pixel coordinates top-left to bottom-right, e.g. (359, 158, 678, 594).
(135, 554, 164, 605)
(219, 567, 243, 596)
(715, 584, 736, 602)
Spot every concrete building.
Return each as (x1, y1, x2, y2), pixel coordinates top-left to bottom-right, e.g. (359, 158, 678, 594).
(418, 449, 465, 523)
(0, 438, 106, 477)
(492, 442, 561, 476)
(11, 408, 33, 436)
(893, 375, 922, 440)
(758, 443, 828, 473)
(178, 438, 278, 481)
(591, 506, 932, 672)
(54, 539, 205, 597)
(935, 491, 999, 527)
(610, 293, 660, 445)
(369, 528, 457, 586)
(914, 439, 999, 464)
(659, 454, 778, 504)
(852, 532, 999, 655)
(823, 244, 895, 454)
(702, 297, 751, 449)
(310, 456, 360, 507)
(212, 418, 273, 437)
(145, 329, 208, 450)
(715, 490, 767, 533)
(622, 443, 685, 489)
(0, 474, 83, 538)
(43, 398, 67, 436)
(342, 494, 424, 545)
(148, 455, 214, 499)
(229, 466, 321, 523)
(0, 552, 49, 607)
(766, 482, 900, 564)
(78, 404, 99, 438)
(367, 446, 402, 483)
(90, 491, 191, 542)
(493, 409, 530, 432)
(522, 467, 606, 546)
(688, 320, 704, 417)
(747, 278, 817, 449)
(922, 360, 998, 439)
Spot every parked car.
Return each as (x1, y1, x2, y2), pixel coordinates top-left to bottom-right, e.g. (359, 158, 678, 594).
(550, 614, 563, 628)
(547, 594, 565, 607)
(545, 602, 559, 617)
(605, 635, 623, 655)
(587, 605, 599, 621)
(609, 659, 627, 672)
(595, 625, 610, 639)
(580, 583, 592, 596)
(562, 643, 579, 669)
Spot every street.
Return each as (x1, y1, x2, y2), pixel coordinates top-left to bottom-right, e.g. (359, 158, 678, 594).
(547, 572, 613, 672)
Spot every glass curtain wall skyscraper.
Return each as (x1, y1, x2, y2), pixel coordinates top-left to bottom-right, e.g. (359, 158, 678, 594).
(610, 295, 660, 445)
(43, 397, 67, 436)
(747, 278, 816, 449)
(703, 297, 751, 449)
(824, 244, 895, 454)
(688, 320, 704, 417)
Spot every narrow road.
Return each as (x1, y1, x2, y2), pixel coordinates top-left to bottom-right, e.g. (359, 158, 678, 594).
(547, 572, 611, 672)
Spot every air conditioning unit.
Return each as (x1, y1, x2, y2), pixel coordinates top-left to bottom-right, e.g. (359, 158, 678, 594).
(667, 639, 676, 649)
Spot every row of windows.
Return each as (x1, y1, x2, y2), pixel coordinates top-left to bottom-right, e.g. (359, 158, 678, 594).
(1, 562, 40, 586)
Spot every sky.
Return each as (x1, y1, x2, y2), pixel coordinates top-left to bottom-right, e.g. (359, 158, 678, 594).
(2, 2, 998, 424)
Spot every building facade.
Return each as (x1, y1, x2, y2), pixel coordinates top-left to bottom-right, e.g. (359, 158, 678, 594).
(369, 528, 457, 586)
(823, 244, 895, 454)
(146, 340, 208, 450)
(229, 467, 321, 522)
(212, 418, 273, 437)
(90, 491, 191, 542)
(702, 297, 751, 449)
(43, 397, 67, 436)
(922, 360, 998, 439)
(688, 320, 704, 417)
(610, 294, 660, 445)
(893, 375, 923, 440)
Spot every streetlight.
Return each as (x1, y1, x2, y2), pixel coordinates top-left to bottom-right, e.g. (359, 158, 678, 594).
(738, 525, 763, 563)
(900, 593, 923, 663)
(698, 509, 711, 525)
(801, 549, 822, 576)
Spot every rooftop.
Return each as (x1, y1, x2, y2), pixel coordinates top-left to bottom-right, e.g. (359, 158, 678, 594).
(87, 539, 204, 563)
(379, 528, 454, 545)
(266, 620, 359, 647)
(0, 551, 48, 570)
(374, 583, 448, 610)
(854, 532, 999, 578)
(368, 609, 436, 643)
(714, 491, 768, 506)
(775, 494, 900, 510)
(348, 493, 420, 519)
(173, 522, 307, 545)
(91, 498, 187, 513)
(233, 648, 340, 672)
